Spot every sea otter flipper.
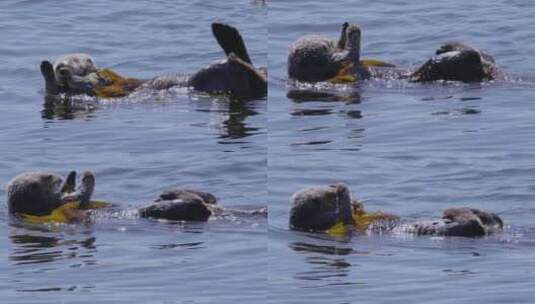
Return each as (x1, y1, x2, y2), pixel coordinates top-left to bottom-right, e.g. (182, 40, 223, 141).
(77, 171, 95, 210)
(60, 171, 76, 194)
(62, 171, 95, 210)
(336, 22, 349, 49)
(212, 22, 252, 64)
(41, 60, 61, 95)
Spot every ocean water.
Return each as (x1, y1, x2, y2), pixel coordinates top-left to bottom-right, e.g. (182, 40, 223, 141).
(0, 0, 267, 303)
(269, 0, 535, 303)
(2, 0, 535, 303)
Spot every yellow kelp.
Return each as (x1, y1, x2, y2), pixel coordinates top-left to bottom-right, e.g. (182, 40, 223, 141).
(22, 200, 110, 224)
(326, 221, 349, 236)
(360, 59, 396, 68)
(352, 201, 399, 231)
(94, 69, 144, 98)
(328, 59, 396, 84)
(328, 63, 357, 84)
(325, 200, 399, 236)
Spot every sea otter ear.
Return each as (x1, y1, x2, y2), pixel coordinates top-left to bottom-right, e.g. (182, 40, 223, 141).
(212, 22, 252, 64)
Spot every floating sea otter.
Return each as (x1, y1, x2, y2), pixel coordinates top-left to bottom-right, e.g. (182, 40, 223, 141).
(289, 183, 503, 237)
(7, 171, 99, 222)
(40, 23, 267, 100)
(287, 22, 500, 84)
(40, 53, 143, 98)
(288, 22, 395, 83)
(6, 171, 264, 223)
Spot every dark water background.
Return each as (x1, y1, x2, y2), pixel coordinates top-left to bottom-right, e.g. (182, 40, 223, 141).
(269, 0, 535, 303)
(0, 1, 267, 303)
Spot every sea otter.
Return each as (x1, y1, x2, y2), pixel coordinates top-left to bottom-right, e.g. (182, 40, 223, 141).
(6, 171, 265, 223)
(138, 189, 217, 222)
(286, 22, 501, 84)
(40, 23, 267, 100)
(7, 171, 96, 222)
(289, 183, 503, 237)
(288, 23, 374, 83)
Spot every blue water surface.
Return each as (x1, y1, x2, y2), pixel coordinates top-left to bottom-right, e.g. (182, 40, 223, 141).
(2, 0, 535, 303)
(1, 1, 267, 303)
(269, 0, 535, 303)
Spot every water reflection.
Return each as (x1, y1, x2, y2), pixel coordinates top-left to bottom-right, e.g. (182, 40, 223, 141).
(290, 109, 332, 116)
(41, 95, 97, 120)
(151, 241, 204, 250)
(290, 242, 355, 255)
(219, 100, 261, 140)
(287, 89, 361, 104)
(290, 241, 367, 285)
(344, 110, 362, 119)
(431, 107, 481, 116)
(42, 93, 263, 141)
(9, 224, 97, 266)
(17, 285, 95, 292)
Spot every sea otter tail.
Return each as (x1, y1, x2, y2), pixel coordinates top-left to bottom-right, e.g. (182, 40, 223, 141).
(212, 22, 252, 65)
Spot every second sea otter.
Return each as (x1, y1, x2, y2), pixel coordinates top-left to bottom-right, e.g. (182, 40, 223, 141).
(287, 22, 500, 84)
(6, 170, 265, 224)
(289, 183, 503, 237)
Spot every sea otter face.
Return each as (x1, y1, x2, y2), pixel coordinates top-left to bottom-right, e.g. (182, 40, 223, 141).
(53, 54, 98, 83)
(51, 54, 101, 95)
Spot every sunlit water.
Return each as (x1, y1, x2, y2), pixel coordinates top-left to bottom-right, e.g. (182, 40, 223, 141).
(269, 0, 535, 303)
(0, 1, 267, 303)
